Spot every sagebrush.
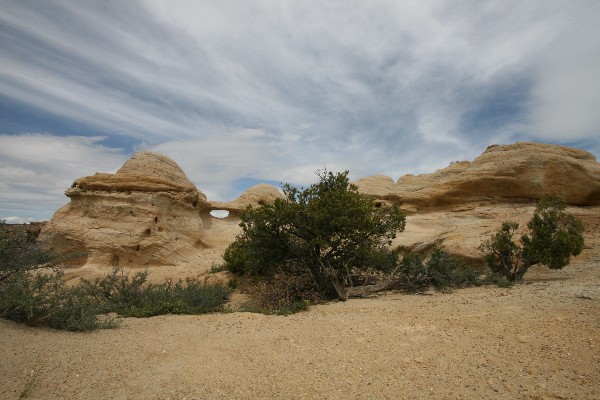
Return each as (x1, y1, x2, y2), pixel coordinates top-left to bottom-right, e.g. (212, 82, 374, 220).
(0, 226, 232, 331)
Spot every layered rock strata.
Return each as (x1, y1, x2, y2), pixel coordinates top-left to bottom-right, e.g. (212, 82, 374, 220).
(355, 142, 600, 211)
(41, 142, 600, 273)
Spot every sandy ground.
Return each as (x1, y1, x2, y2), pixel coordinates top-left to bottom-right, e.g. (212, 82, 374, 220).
(2, 212, 600, 400)
(1, 252, 599, 400)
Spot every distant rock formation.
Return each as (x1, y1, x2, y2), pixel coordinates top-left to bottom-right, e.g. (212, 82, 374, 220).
(210, 184, 283, 214)
(355, 142, 600, 211)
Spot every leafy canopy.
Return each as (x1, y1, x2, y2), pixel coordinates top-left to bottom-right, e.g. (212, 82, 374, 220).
(481, 197, 584, 281)
(224, 170, 406, 299)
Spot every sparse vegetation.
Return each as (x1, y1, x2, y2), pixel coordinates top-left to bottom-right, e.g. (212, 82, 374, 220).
(397, 247, 480, 292)
(0, 222, 54, 283)
(18, 368, 41, 399)
(209, 262, 227, 273)
(77, 269, 232, 318)
(251, 273, 320, 315)
(480, 197, 584, 281)
(0, 265, 231, 331)
(0, 225, 232, 330)
(0, 268, 117, 331)
(2, 193, 584, 328)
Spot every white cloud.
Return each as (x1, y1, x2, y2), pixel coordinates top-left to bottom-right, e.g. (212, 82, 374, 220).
(2, 216, 39, 224)
(0, 1, 598, 220)
(528, 1, 600, 141)
(0, 134, 127, 220)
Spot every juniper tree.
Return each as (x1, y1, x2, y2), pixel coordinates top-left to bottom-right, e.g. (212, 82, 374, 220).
(224, 170, 406, 300)
(481, 197, 584, 281)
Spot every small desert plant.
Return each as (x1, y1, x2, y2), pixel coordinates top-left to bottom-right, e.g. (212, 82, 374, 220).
(252, 272, 321, 315)
(397, 247, 480, 292)
(209, 262, 227, 273)
(0, 226, 113, 331)
(79, 268, 232, 318)
(1, 267, 232, 329)
(1, 223, 233, 330)
(481, 272, 513, 288)
(18, 367, 41, 399)
(0, 269, 116, 331)
(0, 230, 54, 283)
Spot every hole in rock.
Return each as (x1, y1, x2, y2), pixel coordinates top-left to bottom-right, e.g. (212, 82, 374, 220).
(154, 216, 158, 223)
(144, 228, 151, 237)
(111, 254, 120, 267)
(210, 210, 230, 219)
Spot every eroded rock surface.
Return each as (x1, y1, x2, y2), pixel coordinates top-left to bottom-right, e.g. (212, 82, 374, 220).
(40, 142, 600, 279)
(210, 184, 283, 214)
(41, 152, 212, 268)
(356, 143, 600, 262)
(355, 142, 600, 210)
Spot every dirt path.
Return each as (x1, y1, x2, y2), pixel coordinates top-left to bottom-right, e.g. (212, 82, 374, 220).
(2, 256, 599, 400)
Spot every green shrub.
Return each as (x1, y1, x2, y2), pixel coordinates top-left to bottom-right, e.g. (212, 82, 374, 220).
(398, 247, 479, 292)
(1, 224, 233, 330)
(1, 265, 231, 330)
(481, 272, 513, 288)
(480, 197, 584, 281)
(427, 248, 479, 288)
(209, 262, 227, 273)
(397, 253, 429, 291)
(224, 170, 406, 300)
(0, 269, 116, 331)
(0, 231, 53, 283)
(1, 268, 232, 329)
(252, 272, 320, 315)
(79, 268, 232, 318)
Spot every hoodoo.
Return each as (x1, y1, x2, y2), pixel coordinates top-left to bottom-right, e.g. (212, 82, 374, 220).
(40, 151, 211, 268)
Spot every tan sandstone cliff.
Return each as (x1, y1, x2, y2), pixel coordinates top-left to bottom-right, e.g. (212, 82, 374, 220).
(355, 142, 600, 262)
(355, 142, 600, 211)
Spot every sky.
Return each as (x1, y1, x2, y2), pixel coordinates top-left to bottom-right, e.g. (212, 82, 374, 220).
(1, 0, 599, 223)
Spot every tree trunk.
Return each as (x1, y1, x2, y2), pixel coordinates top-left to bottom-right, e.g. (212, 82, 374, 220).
(513, 262, 531, 281)
(330, 277, 348, 301)
(346, 279, 397, 298)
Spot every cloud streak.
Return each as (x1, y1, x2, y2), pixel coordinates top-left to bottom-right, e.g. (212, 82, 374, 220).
(0, 0, 599, 221)
(0, 134, 127, 220)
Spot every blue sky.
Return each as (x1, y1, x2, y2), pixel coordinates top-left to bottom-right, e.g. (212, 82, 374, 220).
(1, 0, 599, 222)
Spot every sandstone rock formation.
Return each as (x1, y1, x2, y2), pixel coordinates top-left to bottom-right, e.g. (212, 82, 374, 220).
(40, 142, 600, 279)
(41, 152, 212, 268)
(353, 143, 600, 263)
(355, 142, 600, 211)
(40, 152, 285, 274)
(210, 184, 283, 214)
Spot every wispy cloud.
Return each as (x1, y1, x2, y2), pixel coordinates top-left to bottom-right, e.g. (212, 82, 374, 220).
(0, 134, 127, 220)
(0, 0, 598, 220)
